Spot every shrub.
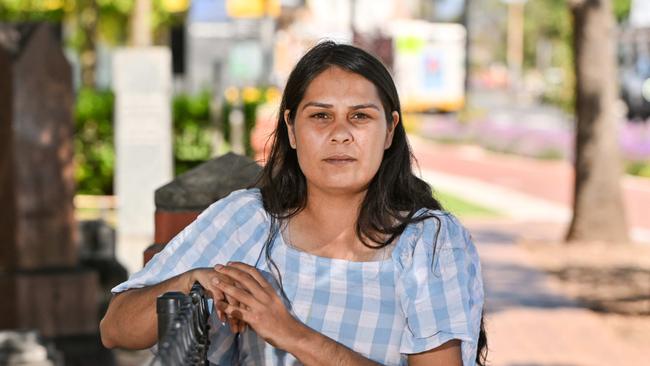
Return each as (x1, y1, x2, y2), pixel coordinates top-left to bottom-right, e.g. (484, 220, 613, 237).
(172, 91, 213, 175)
(74, 88, 115, 195)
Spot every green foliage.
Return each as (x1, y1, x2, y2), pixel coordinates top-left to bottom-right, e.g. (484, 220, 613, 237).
(0, 0, 184, 47)
(221, 87, 268, 157)
(522, 0, 631, 113)
(172, 91, 213, 176)
(0, 0, 65, 21)
(152, 0, 186, 42)
(523, 0, 575, 113)
(613, 0, 632, 23)
(74, 88, 115, 195)
(73, 90, 220, 194)
(95, 0, 133, 46)
(626, 161, 650, 178)
(435, 190, 501, 218)
(243, 100, 259, 157)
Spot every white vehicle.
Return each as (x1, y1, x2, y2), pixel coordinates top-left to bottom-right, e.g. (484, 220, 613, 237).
(389, 20, 467, 113)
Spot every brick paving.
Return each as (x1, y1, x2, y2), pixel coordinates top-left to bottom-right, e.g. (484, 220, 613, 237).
(465, 220, 647, 366)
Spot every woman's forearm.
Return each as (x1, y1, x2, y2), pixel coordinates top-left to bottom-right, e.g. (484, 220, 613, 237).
(99, 272, 192, 350)
(286, 322, 383, 366)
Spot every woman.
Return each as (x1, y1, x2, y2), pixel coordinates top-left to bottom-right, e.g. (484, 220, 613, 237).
(100, 41, 487, 366)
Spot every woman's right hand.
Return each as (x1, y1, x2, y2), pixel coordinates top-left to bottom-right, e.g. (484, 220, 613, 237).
(188, 266, 247, 333)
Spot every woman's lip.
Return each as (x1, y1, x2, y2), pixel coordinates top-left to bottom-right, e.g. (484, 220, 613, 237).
(323, 154, 355, 160)
(323, 157, 356, 163)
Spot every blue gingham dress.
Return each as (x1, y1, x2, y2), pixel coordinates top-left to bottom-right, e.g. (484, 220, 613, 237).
(112, 189, 484, 365)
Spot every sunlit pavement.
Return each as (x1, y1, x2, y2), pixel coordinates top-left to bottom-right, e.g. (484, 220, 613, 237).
(459, 220, 647, 365)
(410, 135, 649, 365)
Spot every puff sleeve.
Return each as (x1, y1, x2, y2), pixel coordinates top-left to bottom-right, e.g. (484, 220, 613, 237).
(396, 212, 484, 366)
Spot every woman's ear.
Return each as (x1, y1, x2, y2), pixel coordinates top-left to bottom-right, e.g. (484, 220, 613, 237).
(384, 111, 400, 149)
(284, 110, 297, 149)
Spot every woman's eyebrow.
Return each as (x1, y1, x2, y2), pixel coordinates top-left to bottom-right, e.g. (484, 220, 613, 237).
(350, 103, 380, 111)
(302, 101, 333, 110)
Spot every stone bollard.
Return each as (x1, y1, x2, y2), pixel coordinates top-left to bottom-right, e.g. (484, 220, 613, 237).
(0, 23, 99, 338)
(144, 153, 262, 265)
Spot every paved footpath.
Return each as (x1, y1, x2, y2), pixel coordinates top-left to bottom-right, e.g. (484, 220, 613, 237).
(408, 136, 649, 365)
(465, 220, 646, 366)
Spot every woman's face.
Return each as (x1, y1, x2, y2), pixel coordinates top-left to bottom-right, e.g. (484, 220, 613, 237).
(285, 66, 399, 195)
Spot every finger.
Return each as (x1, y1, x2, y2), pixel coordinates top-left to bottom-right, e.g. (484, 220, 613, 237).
(216, 309, 225, 323)
(208, 278, 230, 324)
(213, 266, 249, 333)
(224, 287, 241, 332)
(211, 269, 244, 332)
(217, 270, 266, 319)
(217, 264, 268, 295)
(214, 278, 258, 308)
(216, 300, 248, 325)
(201, 272, 236, 327)
(196, 277, 225, 315)
(225, 295, 239, 332)
(227, 262, 274, 290)
(232, 282, 249, 333)
(211, 272, 239, 302)
(192, 269, 236, 325)
(213, 288, 236, 327)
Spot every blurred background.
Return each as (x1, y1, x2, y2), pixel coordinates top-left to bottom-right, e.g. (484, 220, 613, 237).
(1, 0, 649, 365)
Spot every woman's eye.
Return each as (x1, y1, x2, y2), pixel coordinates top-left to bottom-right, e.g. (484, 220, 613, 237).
(311, 112, 329, 119)
(351, 113, 369, 120)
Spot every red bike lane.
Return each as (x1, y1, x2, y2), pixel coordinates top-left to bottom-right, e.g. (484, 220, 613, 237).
(409, 136, 650, 233)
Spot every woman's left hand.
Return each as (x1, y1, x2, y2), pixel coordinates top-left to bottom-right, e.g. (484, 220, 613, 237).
(213, 262, 305, 350)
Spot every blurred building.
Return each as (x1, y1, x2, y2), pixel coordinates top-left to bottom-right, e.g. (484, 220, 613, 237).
(619, 0, 650, 120)
(173, 0, 471, 109)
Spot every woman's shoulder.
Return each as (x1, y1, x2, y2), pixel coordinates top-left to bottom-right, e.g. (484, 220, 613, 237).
(199, 188, 266, 223)
(405, 208, 466, 241)
(394, 208, 473, 262)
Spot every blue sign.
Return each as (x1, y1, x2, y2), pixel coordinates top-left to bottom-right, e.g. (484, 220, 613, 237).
(189, 0, 229, 23)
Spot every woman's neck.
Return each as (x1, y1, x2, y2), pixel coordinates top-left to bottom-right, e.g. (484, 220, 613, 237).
(287, 188, 368, 258)
(302, 188, 364, 226)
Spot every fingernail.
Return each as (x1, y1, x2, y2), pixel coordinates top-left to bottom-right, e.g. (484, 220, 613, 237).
(215, 264, 223, 269)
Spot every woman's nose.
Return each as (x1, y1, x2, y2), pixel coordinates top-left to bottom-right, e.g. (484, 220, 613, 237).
(329, 121, 354, 144)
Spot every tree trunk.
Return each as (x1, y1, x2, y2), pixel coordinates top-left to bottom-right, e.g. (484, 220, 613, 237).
(566, 0, 628, 243)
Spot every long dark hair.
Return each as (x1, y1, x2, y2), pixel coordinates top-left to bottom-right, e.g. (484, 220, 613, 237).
(254, 40, 487, 365)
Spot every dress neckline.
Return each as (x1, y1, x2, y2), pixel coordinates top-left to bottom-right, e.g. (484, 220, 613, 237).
(276, 224, 409, 270)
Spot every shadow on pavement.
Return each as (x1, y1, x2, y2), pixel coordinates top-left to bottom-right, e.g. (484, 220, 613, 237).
(483, 261, 579, 314)
(470, 228, 519, 245)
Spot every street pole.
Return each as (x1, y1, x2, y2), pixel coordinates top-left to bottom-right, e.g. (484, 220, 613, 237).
(350, 0, 356, 37)
(505, 0, 526, 94)
(132, 0, 152, 46)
